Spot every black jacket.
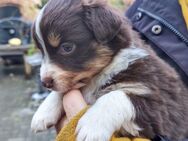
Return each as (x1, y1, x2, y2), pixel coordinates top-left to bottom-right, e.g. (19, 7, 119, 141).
(126, 0, 188, 85)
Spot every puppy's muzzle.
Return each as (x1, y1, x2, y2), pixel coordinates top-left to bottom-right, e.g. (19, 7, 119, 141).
(42, 77, 54, 89)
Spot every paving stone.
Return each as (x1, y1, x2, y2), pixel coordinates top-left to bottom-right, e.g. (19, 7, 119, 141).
(0, 66, 55, 141)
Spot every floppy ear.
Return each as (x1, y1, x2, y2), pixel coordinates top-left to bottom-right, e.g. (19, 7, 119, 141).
(82, 0, 122, 44)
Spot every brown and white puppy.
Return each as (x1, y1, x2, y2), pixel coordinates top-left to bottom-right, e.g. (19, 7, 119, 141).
(31, 0, 188, 141)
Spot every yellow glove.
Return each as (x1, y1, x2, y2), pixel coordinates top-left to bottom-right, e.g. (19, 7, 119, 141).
(56, 107, 150, 141)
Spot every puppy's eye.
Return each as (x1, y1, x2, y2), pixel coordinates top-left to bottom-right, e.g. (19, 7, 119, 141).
(60, 43, 76, 55)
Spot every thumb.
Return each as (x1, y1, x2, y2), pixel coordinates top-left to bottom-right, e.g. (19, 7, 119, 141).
(63, 90, 87, 120)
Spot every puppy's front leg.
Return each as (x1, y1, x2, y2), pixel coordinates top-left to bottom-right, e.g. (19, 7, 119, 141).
(31, 91, 64, 132)
(76, 90, 139, 141)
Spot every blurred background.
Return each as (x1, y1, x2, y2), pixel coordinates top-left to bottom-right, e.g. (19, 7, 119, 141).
(0, 0, 132, 141)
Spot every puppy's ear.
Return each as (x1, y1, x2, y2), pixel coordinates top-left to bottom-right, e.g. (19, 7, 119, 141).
(82, 0, 122, 43)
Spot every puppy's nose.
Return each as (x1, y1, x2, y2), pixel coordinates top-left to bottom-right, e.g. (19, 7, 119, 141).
(42, 77, 54, 89)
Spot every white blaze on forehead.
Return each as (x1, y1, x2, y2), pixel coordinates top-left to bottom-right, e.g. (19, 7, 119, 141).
(35, 5, 49, 60)
(40, 61, 63, 79)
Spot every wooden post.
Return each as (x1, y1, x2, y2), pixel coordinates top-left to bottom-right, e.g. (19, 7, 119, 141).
(23, 54, 32, 79)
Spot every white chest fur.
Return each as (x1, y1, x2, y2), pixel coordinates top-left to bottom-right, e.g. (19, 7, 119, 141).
(81, 46, 149, 104)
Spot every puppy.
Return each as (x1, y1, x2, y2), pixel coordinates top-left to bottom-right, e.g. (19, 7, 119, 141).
(31, 0, 188, 141)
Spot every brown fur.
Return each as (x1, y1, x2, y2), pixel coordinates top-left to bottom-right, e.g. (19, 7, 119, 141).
(80, 1, 188, 140)
(103, 57, 188, 140)
(33, 0, 188, 140)
(95, 27, 188, 140)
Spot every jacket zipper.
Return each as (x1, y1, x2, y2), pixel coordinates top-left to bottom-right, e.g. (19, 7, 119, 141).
(138, 8, 188, 46)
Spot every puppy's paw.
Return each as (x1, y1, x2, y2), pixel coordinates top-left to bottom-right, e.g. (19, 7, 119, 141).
(31, 109, 59, 132)
(76, 107, 113, 141)
(31, 91, 64, 132)
(76, 126, 111, 141)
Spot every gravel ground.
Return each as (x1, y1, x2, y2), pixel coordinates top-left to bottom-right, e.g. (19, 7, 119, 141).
(0, 64, 55, 141)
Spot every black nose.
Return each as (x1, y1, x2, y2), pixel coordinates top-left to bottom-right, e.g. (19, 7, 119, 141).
(42, 77, 54, 89)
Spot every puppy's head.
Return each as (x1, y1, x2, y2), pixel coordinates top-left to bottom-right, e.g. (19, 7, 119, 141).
(33, 0, 131, 93)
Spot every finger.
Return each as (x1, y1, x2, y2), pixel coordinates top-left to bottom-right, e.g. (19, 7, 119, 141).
(63, 90, 87, 120)
(55, 116, 69, 133)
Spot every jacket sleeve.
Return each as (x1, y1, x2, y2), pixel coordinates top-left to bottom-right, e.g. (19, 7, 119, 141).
(126, 0, 188, 85)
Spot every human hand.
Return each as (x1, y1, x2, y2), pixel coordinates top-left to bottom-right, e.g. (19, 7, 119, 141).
(55, 90, 87, 133)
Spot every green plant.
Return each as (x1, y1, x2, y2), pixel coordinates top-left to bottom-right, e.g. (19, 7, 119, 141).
(27, 44, 38, 56)
(38, 0, 48, 8)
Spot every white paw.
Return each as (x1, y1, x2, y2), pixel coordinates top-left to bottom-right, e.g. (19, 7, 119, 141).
(31, 109, 59, 132)
(31, 91, 64, 132)
(76, 107, 114, 141)
(76, 90, 138, 141)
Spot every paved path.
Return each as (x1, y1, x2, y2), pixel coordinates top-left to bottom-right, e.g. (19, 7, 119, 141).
(0, 65, 55, 141)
